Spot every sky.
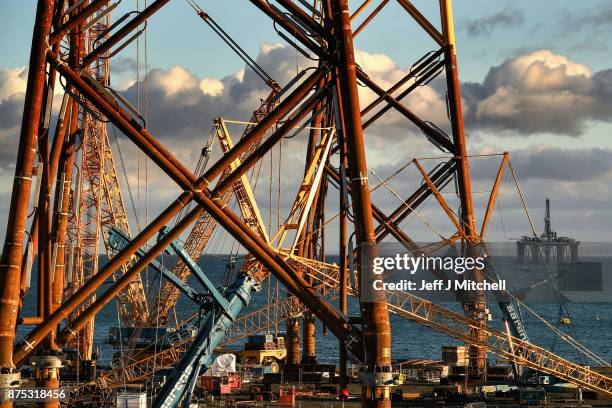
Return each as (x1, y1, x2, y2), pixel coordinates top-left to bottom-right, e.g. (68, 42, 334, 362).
(1, 0, 612, 251)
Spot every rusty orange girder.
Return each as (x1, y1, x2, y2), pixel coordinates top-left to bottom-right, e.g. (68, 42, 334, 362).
(1, 1, 505, 406)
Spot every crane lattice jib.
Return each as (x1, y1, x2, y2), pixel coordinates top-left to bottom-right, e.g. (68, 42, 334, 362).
(299, 258, 612, 397)
(149, 89, 279, 323)
(66, 113, 104, 360)
(90, 16, 148, 325)
(65, 12, 148, 351)
(99, 128, 149, 323)
(72, 238, 612, 398)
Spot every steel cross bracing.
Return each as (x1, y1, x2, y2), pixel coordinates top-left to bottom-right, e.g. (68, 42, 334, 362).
(9, 0, 436, 370)
(62, 8, 148, 361)
(3, 1, 609, 407)
(70, 246, 612, 398)
(11, 62, 333, 367)
(149, 92, 279, 325)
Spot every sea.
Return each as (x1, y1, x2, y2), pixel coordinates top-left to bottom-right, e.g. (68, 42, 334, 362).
(15, 246, 612, 368)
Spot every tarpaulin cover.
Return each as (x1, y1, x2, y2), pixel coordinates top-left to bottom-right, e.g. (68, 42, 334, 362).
(210, 353, 236, 375)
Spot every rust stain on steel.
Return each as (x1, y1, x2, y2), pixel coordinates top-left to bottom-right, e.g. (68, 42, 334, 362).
(0, 0, 56, 370)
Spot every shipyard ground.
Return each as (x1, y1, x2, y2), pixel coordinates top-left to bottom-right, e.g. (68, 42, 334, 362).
(185, 382, 612, 407)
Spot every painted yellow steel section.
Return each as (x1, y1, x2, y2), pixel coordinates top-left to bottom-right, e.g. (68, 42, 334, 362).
(439, 0, 456, 48)
(271, 129, 335, 251)
(216, 119, 270, 243)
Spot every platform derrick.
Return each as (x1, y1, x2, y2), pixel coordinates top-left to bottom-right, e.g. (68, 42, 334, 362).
(2, 0, 612, 407)
(517, 198, 580, 265)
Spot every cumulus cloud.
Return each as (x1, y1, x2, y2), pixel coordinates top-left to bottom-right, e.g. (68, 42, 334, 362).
(0, 67, 28, 174)
(3, 44, 612, 242)
(109, 56, 137, 74)
(461, 50, 612, 136)
(200, 78, 224, 97)
(464, 7, 524, 37)
(471, 146, 612, 182)
(0, 66, 28, 99)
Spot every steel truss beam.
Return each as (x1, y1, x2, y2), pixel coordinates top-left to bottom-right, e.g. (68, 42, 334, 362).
(2, 0, 517, 403)
(14, 62, 368, 366)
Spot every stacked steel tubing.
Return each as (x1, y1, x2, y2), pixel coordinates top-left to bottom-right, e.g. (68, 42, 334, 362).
(286, 318, 301, 365)
(301, 313, 317, 363)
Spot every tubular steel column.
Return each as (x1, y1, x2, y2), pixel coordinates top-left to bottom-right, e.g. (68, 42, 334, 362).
(439, 0, 487, 378)
(301, 313, 316, 364)
(50, 100, 76, 318)
(330, 0, 392, 405)
(286, 318, 300, 365)
(299, 96, 325, 367)
(338, 132, 349, 391)
(0, 0, 55, 386)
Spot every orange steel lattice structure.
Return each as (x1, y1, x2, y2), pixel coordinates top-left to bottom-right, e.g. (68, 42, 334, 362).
(2, 1, 611, 408)
(148, 94, 278, 325)
(63, 7, 148, 362)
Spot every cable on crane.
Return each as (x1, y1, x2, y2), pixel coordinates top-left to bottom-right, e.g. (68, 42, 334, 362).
(111, 124, 142, 232)
(185, 0, 278, 89)
(484, 170, 608, 366)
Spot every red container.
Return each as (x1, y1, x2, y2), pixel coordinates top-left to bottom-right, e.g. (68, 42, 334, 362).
(279, 386, 295, 406)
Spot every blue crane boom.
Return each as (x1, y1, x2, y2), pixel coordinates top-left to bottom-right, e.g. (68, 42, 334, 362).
(152, 273, 259, 408)
(108, 226, 260, 407)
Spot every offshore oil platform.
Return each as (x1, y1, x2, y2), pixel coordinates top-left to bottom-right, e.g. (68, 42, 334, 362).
(0, 0, 611, 407)
(516, 199, 580, 265)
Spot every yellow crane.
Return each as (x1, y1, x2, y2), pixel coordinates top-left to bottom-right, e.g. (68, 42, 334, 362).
(148, 90, 279, 325)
